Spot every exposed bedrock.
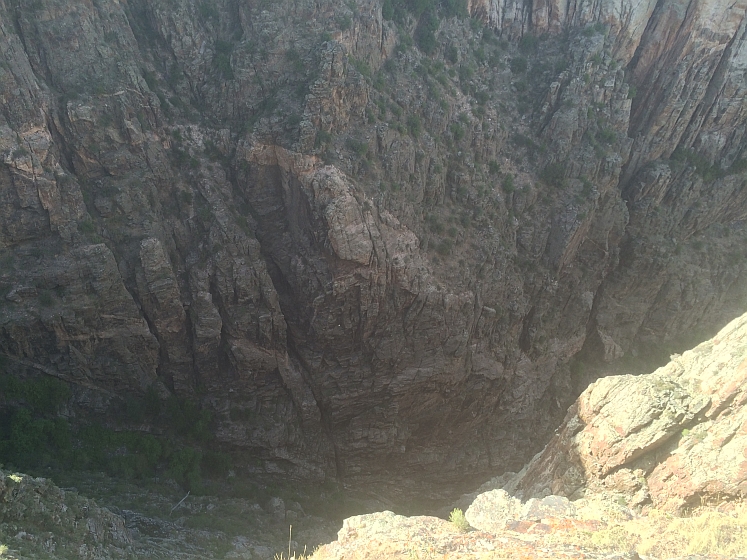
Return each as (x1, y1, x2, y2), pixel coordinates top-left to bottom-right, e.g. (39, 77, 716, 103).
(0, 0, 745, 497)
(498, 311, 747, 513)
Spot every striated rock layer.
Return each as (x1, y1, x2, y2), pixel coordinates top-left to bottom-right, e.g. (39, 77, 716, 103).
(0, 0, 745, 495)
(500, 310, 747, 513)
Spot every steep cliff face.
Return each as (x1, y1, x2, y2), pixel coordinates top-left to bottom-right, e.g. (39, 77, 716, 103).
(499, 310, 747, 513)
(0, 0, 745, 495)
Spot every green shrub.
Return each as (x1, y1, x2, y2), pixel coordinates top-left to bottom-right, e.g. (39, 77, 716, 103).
(397, 29, 413, 50)
(125, 395, 147, 423)
(316, 129, 333, 147)
(382, 0, 467, 20)
(144, 385, 162, 417)
(474, 45, 486, 64)
(510, 57, 527, 73)
(203, 140, 223, 162)
(502, 173, 514, 193)
(202, 450, 232, 478)
(214, 40, 234, 79)
(540, 162, 567, 188)
(728, 158, 747, 174)
(518, 34, 538, 54)
(671, 147, 724, 182)
(170, 145, 190, 166)
(436, 238, 453, 255)
(415, 9, 438, 54)
(581, 176, 594, 195)
(346, 138, 368, 157)
(1, 374, 72, 414)
(132, 433, 162, 469)
(49, 417, 72, 450)
(8, 408, 47, 457)
(406, 114, 422, 137)
(337, 14, 352, 30)
(373, 73, 386, 92)
(0, 408, 73, 468)
(382, 0, 395, 19)
(441, 0, 467, 17)
(428, 217, 444, 234)
(511, 132, 539, 154)
(451, 123, 465, 141)
(349, 57, 371, 78)
(198, 2, 219, 21)
(38, 290, 54, 307)
(598, 127, 616, 144)
(458, 64, 474, 83)
(449, 508, 470, 532)
(79, 219, 95, 234)
(165, 397, 212, 442)
(167, 446, 203, 490)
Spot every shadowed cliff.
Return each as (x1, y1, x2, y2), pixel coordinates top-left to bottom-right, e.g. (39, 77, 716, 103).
(0, 0, 746, 496)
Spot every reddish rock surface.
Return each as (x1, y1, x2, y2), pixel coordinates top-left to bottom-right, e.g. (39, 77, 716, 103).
(311, 506, 743, 560)
(313, 510, 636, 560)
(503, 312, 747, 513)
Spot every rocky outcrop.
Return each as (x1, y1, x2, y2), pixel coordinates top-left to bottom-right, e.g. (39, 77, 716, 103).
(500, 311, 747, 513)
(313, 499, 746, 559)
(0, 469, 132, 559)
(0, 468, 339, 559)
(314, 508, 637, 560)
(0, 0, 746, 498)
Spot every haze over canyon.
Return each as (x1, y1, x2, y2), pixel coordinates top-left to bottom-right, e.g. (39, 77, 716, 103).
(0, 0, 746, 498)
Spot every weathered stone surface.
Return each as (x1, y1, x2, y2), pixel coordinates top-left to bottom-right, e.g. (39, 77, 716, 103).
(465, 489, 578, 533)
(0, 0, 746, 497)
(0, 469, 132, 558)
(315, 506, 652, 559)
(465, 489, 522, 532)
(504, 312, 747, 513)
(0, 468, 340, 559)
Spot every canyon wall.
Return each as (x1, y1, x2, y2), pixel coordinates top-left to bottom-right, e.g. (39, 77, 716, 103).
(0, 0, 746, 495)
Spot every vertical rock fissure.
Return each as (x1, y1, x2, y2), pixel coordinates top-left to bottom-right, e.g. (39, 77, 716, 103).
(286, 340, 343, 480)
(681, 13, 747, 158)
(624, 0, 668, 137)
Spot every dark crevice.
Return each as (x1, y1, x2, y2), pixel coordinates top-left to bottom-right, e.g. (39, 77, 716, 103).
(45, 116, 73, 175)
(518, 305, 535, 353)
(11, 6, 60, 94)
(624, 0, 669, 135)
(685, 16, 745, 158)
(286, 341, 344, 480)
(125, 281, 174, 394)
(229, 159, 341, 477)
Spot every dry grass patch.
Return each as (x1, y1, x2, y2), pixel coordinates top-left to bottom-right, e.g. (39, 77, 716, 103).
(640, 504, 747, 558)
(555, 502, 747, 558)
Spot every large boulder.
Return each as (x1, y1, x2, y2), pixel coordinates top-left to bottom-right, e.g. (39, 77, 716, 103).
(502, 312, 747, 513)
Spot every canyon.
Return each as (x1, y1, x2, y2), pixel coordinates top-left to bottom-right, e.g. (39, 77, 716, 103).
(0, 0, 746, 500)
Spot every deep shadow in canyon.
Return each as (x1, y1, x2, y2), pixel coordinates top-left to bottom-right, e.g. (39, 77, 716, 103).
(0, 0, 746, 507)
